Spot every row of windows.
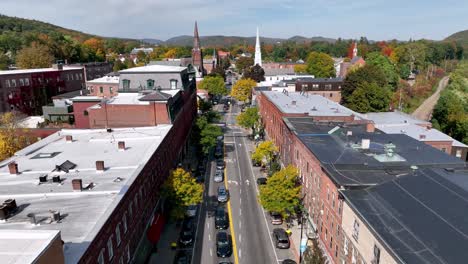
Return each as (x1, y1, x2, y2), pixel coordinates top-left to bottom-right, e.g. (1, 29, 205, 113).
(88, 86, 114, 95)
(342, 235, 381, 264)
(3, 73, 83, 88)
(66, 73, 84, 81)
(122, 79, 178, 90)
(5, 78, 30, 87)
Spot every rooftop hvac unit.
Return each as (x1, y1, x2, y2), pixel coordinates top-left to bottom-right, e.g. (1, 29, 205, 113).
(52, 176, 61, 183)
(3, 199, 17, 214)
(50, 210, 61, 222)
(0, 205, 7, 220)
(39, 175, 48, 183)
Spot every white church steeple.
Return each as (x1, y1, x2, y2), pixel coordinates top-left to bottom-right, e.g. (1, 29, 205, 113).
(254, 27, 262, 66)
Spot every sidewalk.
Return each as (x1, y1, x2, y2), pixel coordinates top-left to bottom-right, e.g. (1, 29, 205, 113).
(147, 222, 180, 263)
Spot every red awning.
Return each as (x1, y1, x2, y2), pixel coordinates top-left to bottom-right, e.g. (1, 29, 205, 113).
(147, 213, 166, 244)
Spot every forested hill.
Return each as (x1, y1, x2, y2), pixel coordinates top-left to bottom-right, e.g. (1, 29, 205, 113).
(445, 29, 468, 56)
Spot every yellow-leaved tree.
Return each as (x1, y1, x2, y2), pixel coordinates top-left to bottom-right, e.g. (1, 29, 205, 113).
(0, 112, 36, 161)
(231, 78, 256, 103)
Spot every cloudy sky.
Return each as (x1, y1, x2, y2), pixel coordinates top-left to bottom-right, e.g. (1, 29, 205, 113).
(2, 0, 467, 41)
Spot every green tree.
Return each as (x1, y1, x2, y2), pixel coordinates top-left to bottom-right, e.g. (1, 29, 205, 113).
(366, 52, 399, 88)
(294, 64, 308, 74)
(306, 51, 336, 78)
(198, 76, 228, 96)
(16, 43, 54, 69)
(259, 165, 301, 218)
(236, 57, 254, 73)
(0, 53, 9, 70)
(347, 81, 391, 113)
(243, 64, 265, 82)
(237, 106, 260, 133)
(252, 140, 278, 165)
(113, 59, 127, 72)
(302, 239, 326, 264)
(341, 64, 387, 105)
(231, 78, 256, 103)
(161, 168, 204, 219)
(196, 116, 223, 154)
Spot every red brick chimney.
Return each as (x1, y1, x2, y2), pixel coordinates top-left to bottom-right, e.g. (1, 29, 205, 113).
(118, 141, 126, 151)
(72, 179, 82, 191)
(96, 161, 105, 172)
(8, 162, 18, 175)
(65, 135, 73, 143)
(366, 123, 375, 133)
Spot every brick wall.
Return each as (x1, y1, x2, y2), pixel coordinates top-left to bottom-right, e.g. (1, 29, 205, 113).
(87, 83, 119, 98)
(73, 101, 101, 129)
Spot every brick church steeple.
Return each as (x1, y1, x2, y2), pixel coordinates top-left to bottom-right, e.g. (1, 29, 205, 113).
(192, 21, 204, 76)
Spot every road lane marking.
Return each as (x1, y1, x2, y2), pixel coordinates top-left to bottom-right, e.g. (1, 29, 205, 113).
(224, 143, 240, 264)
(239, 221, 242, 228)
(239, 249, 242, 258)
(209, 234, 211, 241)
(240, 198, 242, 205)
(207, 223, 210, 229)
(239, 209, 242, 216)
(210, 248, 213, 257)
(239, 234, 242, 242)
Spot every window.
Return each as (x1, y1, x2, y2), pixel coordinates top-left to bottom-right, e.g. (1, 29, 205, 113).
(84, 110, 89, 116)
(352, 219, 360, 241)
(441, 147, 447, 153)
(71, 74, 74, 81)
(129, 201, 133, 216)
(97, 249, 105, 264)
(147, 79, 155, 89)
(79, 73, 83, 80)
(344, 236, 349, 255)
(330, 236, 333, 249)
(66, 74, 70, 81)
(107, 236, 114, 259)
(6, 80, 10, 87)
(123, 212, 128, 233)
(330, 93, 333, 97)
(456, 149, 462, 158)
(11, 79, 16, 87)
(335, 245, 339, 258)
(324, 228, 327, 241)
(19, 79, 24, 86)
(116, 224, 122, 246)
(119, 256, 124, 264)
(100, 87, 104, 94)
(373, 244, 381, 264)
(25, 78, 30, 85)
(327, 186, 330, 200)
(170, 79, 177, 89)
(75, 73, 79, 80)
(313, 84, 319, 88)
(325, 84, 332, 90)
(123, 79, 130, 90)
(332, 193, 335, 208)
(110, 87, 114, 94)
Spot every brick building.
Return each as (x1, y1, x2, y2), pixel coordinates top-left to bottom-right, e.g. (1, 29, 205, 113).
(295, 77, 344, 103)
(0, 119, 195, 263)
(69, 62, 113, 81)
(0, 65, 85, 115)
(86, 75, 120, 98)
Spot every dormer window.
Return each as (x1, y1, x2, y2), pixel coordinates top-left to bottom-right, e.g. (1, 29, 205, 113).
(170, 79, 178, 89)
(122, 79, 130, 90)
(147, 79, 155, 89)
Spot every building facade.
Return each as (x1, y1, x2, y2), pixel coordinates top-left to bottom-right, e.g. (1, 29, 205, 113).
(69, 62, 113, 81)
(295, 78, 344, 103)
(86, 75, 120, 98)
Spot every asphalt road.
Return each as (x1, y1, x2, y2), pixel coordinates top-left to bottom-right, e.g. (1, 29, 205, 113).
(193, 102, 295, 264)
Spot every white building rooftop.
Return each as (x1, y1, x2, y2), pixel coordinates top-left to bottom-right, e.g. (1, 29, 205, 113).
(0, 229, 61, 264)
(0, 126, 172, 263)
(17, 116, 45, 129)
(119, 64, 186, 73)
(262, 91, 367, 119)
(363, 111, 430, 126)
(86, 75, 120, 84)
(0, 66, 83, 76)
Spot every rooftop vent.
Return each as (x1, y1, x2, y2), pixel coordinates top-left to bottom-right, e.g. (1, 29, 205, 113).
(72, 179, 83, 191)
(65, 135, 73, 143)
(50, 210, 61, 222)
(3, 199, 17, 216)
(55, 160, 76, 173)
(27, 213, 37, 225)
(8, 162, 18, 175)
(118, 141, 126, 151)
(291, 100, 297, 105)
(96, 160, 105, 172)
(419, 134, 426, 140)
(52, 176, 61, 183)
(311, 106, 317, 111)
(107, 128, 113, 133)
(39, 175, 48, 183)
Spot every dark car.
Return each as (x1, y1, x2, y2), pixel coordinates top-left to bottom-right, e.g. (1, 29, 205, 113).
(216, 159, 225, 170)
(273, 228, 290, 249)
(282, 259, 297, 264)
(257, 177, 267, 185)
(174, 250, 190, 264)
(215, 206, 229, 229)
(179, 218, 195, 246)
(215, 146, 223, 158)
(216, 232, 232, 258)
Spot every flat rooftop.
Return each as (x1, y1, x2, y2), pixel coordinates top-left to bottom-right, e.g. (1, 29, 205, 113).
(86, 75, 120, 84)
(363, 111, 430, 126)
(262, 91, 367, 119)
(342, 168, 468, 264)
(0, 66, 83, 76)
(119, 64, 187, 73)
(0, 126, 172, 263)
(0, 229, 61, 264)
(285, 118, 466, 186)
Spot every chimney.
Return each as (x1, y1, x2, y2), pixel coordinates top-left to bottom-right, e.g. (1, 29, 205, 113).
(366, 123, 375, 133)
(8, 162, 18, 175)
(65, 135, 73, 143)
(419, 134, 426, 140)
(118, 141, 126, 151)
(291, 100, 297, 105)
(96, 161, 105, 172)
(72, 179, 83, 191)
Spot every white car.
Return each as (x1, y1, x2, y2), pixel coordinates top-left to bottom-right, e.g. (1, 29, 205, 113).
(214, 170, 224, 183)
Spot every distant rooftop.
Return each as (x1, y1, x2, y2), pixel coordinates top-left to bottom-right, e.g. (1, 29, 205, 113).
(264, 67, 295, 76)
(364, 111, 430, 126)
(0, 229, 61, 264)
(342, 167, 468, 264)
(86, 75, 120, 84)
(296, 77, 344, 83)
(119, 65, 187, 73)
(0, 126, 172, 263)
(262, 91, 366, 119)
(285, 118, 466, 186)
(0, 66, 83, 76)
(88, 90, 180, 109)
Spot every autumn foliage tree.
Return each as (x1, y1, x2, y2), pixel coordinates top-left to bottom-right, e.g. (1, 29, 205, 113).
(16, 43, 54, 69)
(231, 78, 256, 103)
(198, 76, 228, 96)
(0, 112, 36, 161)
(252, 140, 278, 166)
(306, 51, 336, 78)
(161, 168, 204, 219)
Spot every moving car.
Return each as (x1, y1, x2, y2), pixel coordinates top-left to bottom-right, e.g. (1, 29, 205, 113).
(216, 159, 225, 170)
(216, 232, 232, 258)
(270, 212, 283, 225)
(272, 228, 290, 249)
(214, 170, 224, 183)
(256, 177, 267, 185)
(215, 206, 229, 229)
(217, 186, 229, 203)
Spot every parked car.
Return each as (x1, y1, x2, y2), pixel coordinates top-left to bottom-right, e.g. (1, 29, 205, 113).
(214, 170, 224, 183)
(174, 250, 190, 264)
(282, 259, 297, 264)
(216, 232, 232, 258)
(272, 228, 290, 249)
(217, 186, 229, 203)
(179, 222, 195, 246)
(270, 212, 283, 225)
(217, 135, 224, 141)
(216, 159, 225, 170)
(215, 146, 223, 158)
(257, 177, 267, 185)
(215, 206, 229, 229)
(186, 204, 198, 218)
